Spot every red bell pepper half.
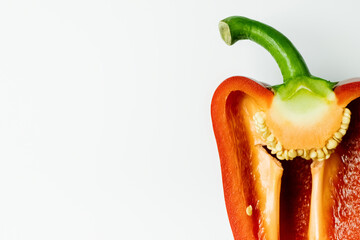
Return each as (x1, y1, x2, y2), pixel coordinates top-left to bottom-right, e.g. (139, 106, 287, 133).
(211, 16, 360, 240)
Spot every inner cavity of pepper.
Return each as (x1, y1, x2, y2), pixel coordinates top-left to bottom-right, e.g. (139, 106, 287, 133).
(253, 108, 351, 161)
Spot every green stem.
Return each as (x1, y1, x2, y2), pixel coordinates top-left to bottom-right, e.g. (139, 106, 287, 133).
(219, 16, 310, 82)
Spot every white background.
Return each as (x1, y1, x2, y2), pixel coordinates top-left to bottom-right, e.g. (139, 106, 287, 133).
(0, 0, 359, 239)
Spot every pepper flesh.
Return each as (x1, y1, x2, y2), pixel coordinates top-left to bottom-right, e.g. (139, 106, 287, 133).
(212, 16, 360, 240)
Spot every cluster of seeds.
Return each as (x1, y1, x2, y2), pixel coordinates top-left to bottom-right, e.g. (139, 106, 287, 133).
(253, 108, 351, 161)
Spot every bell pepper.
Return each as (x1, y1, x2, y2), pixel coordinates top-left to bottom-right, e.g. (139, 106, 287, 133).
(211, 16, 360, 240)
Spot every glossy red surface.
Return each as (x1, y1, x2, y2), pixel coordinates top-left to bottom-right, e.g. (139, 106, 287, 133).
(331, 98, 360, 240)
(280, 159, 312, 240)
(226, 91, 260, 239)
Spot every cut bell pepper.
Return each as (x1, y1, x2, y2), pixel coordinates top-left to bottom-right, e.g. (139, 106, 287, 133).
(211, 16, 360, 240)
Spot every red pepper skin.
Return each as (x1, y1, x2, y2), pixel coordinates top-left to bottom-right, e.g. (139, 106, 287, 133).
(334, 78, 360, 107)
(212, 76, 273, 110)
(211, 76, 273, 240)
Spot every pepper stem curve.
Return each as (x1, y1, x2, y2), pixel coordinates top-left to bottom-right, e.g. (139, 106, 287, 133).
(219, 16, 311, 82)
